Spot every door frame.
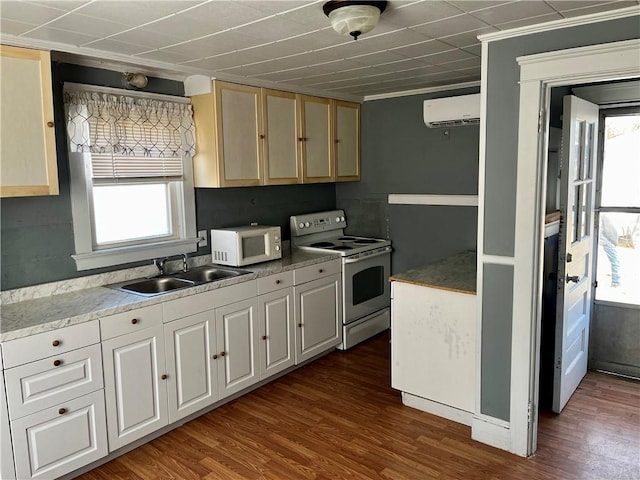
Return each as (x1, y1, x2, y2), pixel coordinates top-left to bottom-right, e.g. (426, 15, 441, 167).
(510, 38, 640, 457)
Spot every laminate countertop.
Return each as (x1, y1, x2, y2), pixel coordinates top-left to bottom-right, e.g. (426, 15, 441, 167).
(389, 251, 477, 295)
(0, 249, 339, 342)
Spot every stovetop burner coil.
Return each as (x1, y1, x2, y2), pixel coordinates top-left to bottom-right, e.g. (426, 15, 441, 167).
(310, 241, 335, 248)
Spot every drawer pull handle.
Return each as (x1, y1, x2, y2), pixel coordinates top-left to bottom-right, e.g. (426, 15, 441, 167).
(276, 279, 281, 284)
(47, 121, 54, 128)
(220, 351, 226, 357)
(262, 335, 267, 340)
(131, 318, 138, 325)
(297, 323, 303, 328)
(161, 374, 168, 380)
(52, 340, 61, 347)
(53, 359, 62, 367)
(212, 354, 218, 359)
(319, 268, 324, 273)
(58, 408, 67, 415)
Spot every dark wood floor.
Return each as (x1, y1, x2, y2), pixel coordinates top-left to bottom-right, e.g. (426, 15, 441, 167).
(79, 332, 640, 480)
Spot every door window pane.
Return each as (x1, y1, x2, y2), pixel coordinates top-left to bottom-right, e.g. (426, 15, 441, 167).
(600, 115, 640, 208)
(93, 183, 171, 245)
(572, 120, 584, 181)
(580, 183, 592, 240)
(595, 212, 640, 305)
(582, 122, 594, 180)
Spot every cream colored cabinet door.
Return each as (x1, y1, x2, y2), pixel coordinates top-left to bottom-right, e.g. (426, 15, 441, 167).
(102, 326, 168, 451)
(164, 312, 218, 423)
(262, 89, 300, 185)
(294, 274, 342, 364)
(299, 95, 333, 183)
(214, 298, 260, 399)
(11, 391, 107, 480)
(258, 287, 295, 379)
(0, 46, 58, 197)
(191, 82, 262, 187)
(334, 100, 361, 182)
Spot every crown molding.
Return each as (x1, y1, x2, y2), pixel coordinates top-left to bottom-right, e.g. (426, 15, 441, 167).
(478, 6, 639, 43)
(363, 80, 480, 101)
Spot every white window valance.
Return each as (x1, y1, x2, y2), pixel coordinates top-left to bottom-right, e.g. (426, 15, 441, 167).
(64, 87, 196, 180)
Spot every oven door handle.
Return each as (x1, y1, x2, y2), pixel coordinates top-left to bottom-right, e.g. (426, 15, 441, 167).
(344, 248, 391, 264)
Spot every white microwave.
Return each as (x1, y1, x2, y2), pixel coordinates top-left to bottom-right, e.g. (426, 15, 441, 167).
(210, 225, 282, 267)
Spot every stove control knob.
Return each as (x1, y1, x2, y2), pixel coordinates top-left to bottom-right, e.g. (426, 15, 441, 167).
(305, 222, 311, 228)
(275, 245, 281, 251)
(340, 216, 345, 222)
(298, 222, 305, 229)
(335, 216, 341, 223)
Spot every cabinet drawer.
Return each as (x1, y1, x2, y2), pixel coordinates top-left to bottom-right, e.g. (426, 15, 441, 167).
(2, 321, 99, 368)
(257, 271, 294, 295)
(11, 390, 108, 480)
(5, 344, 103, 420)
(294, 259, 341, 285)
(100, 303, 163, 340)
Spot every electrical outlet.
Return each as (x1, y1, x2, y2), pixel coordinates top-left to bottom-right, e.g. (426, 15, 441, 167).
(197, 230, 207, 248)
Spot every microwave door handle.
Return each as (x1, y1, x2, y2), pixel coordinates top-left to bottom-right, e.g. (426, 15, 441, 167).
(344, 248, 392, 264)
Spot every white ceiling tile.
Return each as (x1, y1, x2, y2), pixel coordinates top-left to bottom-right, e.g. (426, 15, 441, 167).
(181, 51, 265, 70)
(446, 1, 514, 13)
(135, 50, 193, 64)
(389, 39, 456, 58)
(99, 28, 183, 50)
(234, 16, 313, 42)
(438, 27, 499, 47)
(348, 50, 417, 66)
(247, 1, 318, 15)
(372, 58, 436, 73)
(0, 18, 38, 35)
(243, 39, 315, 59)
(411, 13, 492, 37)
(544, 0, 620, 12)
(440, 56, 481, 71)
(415, 47, 476, 64)
(84, 38, 150, 55)
(461, 43, 482, 56)
(468, 1, 556, 24)
(496, 12, 563, 30)
(384, 1, 465, 27)
(178, 1, 267, 27)
(558, 1, 638, 16)
(276, 2, 335, 29)
(26, 1, 91, 11)
(46, 13, 131, 37)
(0, 1, 67, 24)
(76, 1, 202, 27)
(24, 26, 100, 45)
(161, 31, 263, 58)
(139, 15, 223, 41)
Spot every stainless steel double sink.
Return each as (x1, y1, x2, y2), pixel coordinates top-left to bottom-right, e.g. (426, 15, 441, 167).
(109, 265, 251, 296)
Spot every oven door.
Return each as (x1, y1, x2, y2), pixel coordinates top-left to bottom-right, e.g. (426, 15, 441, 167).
(343, 248, 391, 324)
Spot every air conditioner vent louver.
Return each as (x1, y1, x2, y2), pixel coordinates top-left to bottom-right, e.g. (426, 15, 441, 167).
(423, 93, 480, 128)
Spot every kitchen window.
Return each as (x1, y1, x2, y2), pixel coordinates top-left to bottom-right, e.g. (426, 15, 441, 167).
(64, 84, 198, 270)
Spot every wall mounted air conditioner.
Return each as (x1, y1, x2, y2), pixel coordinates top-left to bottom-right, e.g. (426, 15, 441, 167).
(423, 93, 480, 128)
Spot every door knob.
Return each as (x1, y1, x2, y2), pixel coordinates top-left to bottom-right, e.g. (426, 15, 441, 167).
(566, 274, 580, 283)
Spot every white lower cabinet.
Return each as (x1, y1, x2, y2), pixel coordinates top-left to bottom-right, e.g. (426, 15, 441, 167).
(258, 287, 295, 379)
(11, 391, 107, 479)
(214, 298, 260, 399)
(164, 312, 218, 423)
(294, 272, 342, 364)
(0, 356, 16, 480)
(102, 325, 168, 451)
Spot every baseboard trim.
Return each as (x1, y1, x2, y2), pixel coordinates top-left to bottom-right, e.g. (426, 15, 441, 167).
(471, 415, 511, 451)
(401, 392, 473, 426)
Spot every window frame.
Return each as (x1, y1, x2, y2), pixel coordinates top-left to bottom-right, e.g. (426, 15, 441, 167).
(66, 84, 198, 271)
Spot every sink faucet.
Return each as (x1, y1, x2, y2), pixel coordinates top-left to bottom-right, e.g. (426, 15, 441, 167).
(153, 257, 169, 276)
(181, 253, 188, 273)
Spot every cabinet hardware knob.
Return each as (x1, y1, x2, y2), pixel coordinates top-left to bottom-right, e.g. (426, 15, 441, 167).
(47, 121, 54, 128)
(275, 279, 281, 284)
(319, 268, 324, 273)
(212, 354, 218, 359)
(298, 137, 308, 142)
(52, 340, 61, 347)
(53, 359, 62, 367)
(262, 335, 267, 340)
(297, 323, 303, 328)
(220, 351, 226, 357)
(335, 139, 341, 143)
(260, 134, 265, 139)
(131, 318, 138, 325)
(161, 374, 168, 380)
(58, 408, 67, 415)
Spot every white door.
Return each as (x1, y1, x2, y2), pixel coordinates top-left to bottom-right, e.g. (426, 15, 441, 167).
(553, 95, 599, 413)
(215, 298, 259, 399)
(102, 326, 168, 450)
(164, 312, 218, 423)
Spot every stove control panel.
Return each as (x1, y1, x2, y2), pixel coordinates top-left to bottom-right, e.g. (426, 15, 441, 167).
(290, 210, 346, 236)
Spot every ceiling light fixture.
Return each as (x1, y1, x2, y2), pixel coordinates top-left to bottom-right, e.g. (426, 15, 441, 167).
(323, 1, 388, 41)
(124, 72, 148, 89)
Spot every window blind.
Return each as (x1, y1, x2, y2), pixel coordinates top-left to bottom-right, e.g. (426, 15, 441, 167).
(64, 89, 196, 181)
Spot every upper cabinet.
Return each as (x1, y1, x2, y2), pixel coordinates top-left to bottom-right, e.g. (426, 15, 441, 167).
(0, 46, 58, 197)
(190, 80, 361, 188)
(299, 95, 333, 183)
(334, 100, 361, 182)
